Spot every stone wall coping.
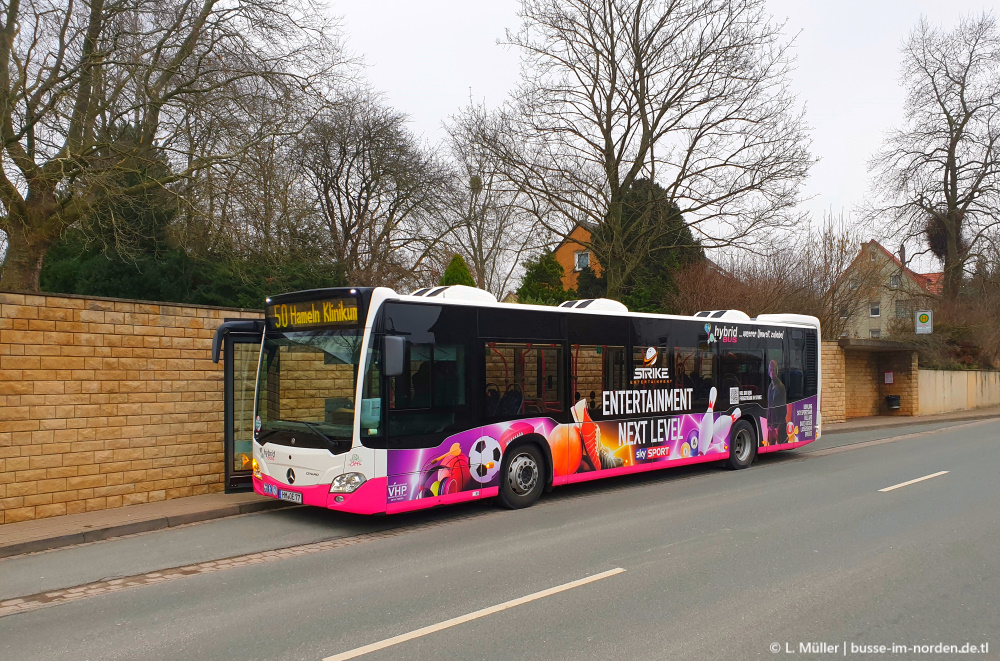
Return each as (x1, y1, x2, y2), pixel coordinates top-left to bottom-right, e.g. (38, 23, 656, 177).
(917, 368, 1000, 374)
(0, 290, 263, 314)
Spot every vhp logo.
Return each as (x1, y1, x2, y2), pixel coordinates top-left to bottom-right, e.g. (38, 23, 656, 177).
(388, 484, 408, 499)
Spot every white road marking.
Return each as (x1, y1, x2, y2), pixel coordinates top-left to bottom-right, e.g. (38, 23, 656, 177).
(322, 568, 626, 661)
(879, 471, 949, 492)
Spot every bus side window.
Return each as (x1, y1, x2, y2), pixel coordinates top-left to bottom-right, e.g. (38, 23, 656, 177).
(485, 343, 564, 420)
(675, 347, 714, 409)
(720, 350, 765, 406)
(784, 330, 806, 400)
(571, 345, 624, 417)
(380, 301, 475, 450)
(386, 341, 468, 446)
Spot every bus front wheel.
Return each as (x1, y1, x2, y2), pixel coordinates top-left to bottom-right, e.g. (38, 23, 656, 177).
(498, 444, 545, 509)
(726, 421, 757, 470)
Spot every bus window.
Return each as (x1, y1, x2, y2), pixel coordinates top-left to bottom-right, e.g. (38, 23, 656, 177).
(359, 342, 382, 439)
(380, 302, 475, 449)
(719, 350, 765, 406)
(389, 344, 466, 410)
(784, 330, 806, 400)
(675, 346, 714, 409)
(571, 344, 625, 417)
(386, 342, 468, 444)
(485, 343, 564, 419)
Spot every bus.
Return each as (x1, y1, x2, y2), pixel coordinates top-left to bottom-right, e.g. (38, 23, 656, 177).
(250, 285, 820, 514)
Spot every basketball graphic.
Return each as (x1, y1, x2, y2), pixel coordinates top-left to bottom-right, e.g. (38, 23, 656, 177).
(547, 424, 584, 476)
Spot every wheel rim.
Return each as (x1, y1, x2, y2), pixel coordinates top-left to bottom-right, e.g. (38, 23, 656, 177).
(507, 452, 539, 496)
(733, 429, 753, 463)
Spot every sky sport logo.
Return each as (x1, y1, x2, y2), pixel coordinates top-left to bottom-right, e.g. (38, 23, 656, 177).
(634, 446, 670, 461)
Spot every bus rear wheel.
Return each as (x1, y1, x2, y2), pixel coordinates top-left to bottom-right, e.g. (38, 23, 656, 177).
(726, 421, 757, 470)
(498, 444, 545, 509)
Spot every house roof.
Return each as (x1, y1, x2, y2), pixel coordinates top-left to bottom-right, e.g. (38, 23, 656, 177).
(552, 221, 598, 254)
(918, 272, 943, 295)
(864, 241, 943, 295)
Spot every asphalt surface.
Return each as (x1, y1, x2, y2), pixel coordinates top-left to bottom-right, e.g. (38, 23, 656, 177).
(1, 418, 997, 660)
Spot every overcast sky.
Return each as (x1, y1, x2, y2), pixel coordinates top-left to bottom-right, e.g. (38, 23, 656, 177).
(332, 0, 995, 250)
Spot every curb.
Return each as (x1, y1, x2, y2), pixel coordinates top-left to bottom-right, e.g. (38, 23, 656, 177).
(824, 410, 1000, 435)
(0, 499, 293, 559)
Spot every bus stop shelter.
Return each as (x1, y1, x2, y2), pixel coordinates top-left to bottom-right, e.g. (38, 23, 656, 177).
(838, 338, 919, 418)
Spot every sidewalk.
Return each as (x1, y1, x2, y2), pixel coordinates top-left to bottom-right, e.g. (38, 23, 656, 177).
(0, 492, 291, 559)
(824, 406, 1000, 434)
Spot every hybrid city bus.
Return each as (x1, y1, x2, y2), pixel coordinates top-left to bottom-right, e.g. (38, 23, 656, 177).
(250, 285, 820, 514)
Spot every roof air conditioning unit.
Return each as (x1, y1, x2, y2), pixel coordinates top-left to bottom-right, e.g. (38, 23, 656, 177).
(558, 298, 629, 312)
(409, 285, 498, 304)
(694, 310, 751, 321)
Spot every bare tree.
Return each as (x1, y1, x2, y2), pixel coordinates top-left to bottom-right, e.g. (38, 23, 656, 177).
(868, 12, 1000, 299)
(441, 101, 553, 298)
(668, 215, 881, 339)
(0, 0, 340, 291)
(496, 0, 813, 299)
(299, 89, 452, 288)
(170, 81, 328, 266)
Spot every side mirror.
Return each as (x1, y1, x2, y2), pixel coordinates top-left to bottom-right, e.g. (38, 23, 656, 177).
(383, 336, 406, 377)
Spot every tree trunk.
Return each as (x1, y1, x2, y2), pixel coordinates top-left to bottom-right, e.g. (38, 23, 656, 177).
(0, 225, 52, 292)
(942, 255, 964, 299)
(942, 211, 964, 299)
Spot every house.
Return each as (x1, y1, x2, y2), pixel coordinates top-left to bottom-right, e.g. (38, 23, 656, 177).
(838, 240, 941, 339)
(553, 222, 601, 291)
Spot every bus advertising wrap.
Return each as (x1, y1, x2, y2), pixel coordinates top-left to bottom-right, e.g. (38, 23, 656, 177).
(385, 390, 818, 507)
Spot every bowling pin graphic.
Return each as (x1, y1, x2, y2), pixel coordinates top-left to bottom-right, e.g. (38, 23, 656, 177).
(572, 399, 602, 470)
(695, 387, 717, 456)
(710, 408, 742, 454)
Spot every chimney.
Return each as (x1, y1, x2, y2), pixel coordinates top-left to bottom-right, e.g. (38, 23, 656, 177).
(899, 244, 906, 267)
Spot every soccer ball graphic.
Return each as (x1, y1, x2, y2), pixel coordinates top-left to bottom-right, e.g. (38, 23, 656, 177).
(470, 435, 504, 483)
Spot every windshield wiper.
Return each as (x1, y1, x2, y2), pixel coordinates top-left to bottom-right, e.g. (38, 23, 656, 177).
(255, 429, 281, 442)
(296, 420, 347, 452)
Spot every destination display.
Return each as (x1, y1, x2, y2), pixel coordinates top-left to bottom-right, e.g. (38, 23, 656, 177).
(266, 297, 359, 331)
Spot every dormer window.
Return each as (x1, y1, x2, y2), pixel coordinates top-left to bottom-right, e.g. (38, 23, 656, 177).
(574, 250, 590, 271)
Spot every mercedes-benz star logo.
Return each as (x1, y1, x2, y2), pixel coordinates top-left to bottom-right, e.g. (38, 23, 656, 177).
(286, 468, 296, 484)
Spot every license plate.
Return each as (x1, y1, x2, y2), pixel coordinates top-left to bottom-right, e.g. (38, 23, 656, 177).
(278, 490, 302, 504)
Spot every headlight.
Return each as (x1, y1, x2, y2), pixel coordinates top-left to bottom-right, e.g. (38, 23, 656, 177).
(252, 458, 261, 479)
(330, 472, 366, 493)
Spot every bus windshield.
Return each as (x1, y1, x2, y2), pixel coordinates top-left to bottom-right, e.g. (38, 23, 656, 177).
(254, 329, 364, 451)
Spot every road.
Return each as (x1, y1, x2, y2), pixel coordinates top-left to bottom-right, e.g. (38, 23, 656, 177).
(1, 418, 997, 661)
